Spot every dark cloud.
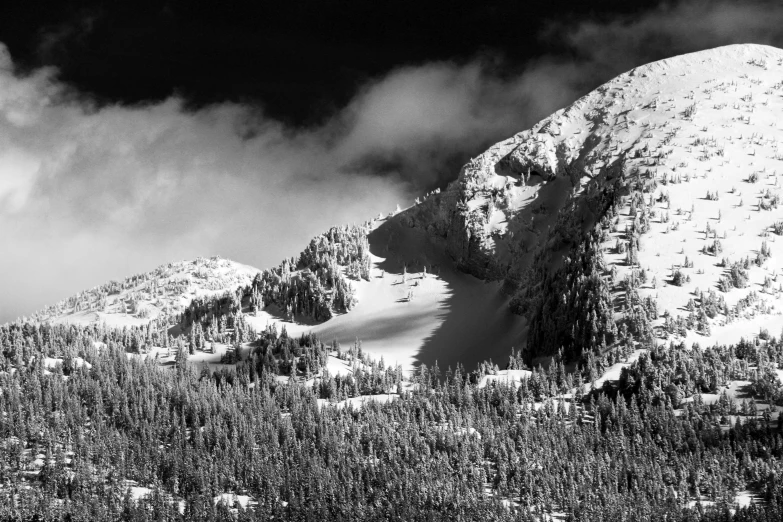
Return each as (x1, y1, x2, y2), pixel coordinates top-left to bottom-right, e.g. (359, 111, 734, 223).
(36, 9, 101, 65)
(2, 0, 783, 322)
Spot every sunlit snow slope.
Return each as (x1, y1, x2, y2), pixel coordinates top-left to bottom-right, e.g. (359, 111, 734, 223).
(422, 43, 783, 351)
(33, 257, 258, 328)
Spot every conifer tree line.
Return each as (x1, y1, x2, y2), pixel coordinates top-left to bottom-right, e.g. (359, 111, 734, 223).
(249, 224, 372, 321)
(505, 166, 739, 364)
(4, 162, 783, 520)
(508, 177, 646, 362)
(1, 317, 783, 520)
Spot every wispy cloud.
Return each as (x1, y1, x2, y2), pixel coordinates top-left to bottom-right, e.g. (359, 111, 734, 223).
(2, 0, 783, 321)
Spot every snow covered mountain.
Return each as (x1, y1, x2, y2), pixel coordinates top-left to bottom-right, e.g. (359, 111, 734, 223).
(12, 44, 783, 519)
(405, 43, 783, 360)
(31, 43, 783, 371)
(32, 256, 258, 328)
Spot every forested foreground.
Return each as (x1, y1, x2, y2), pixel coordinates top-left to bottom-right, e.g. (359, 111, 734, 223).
(2, 323, 783, 520)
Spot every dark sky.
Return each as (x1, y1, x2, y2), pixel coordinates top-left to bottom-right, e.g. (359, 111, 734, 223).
(1, 0, 661, 125)
(2, 0, 783, 322)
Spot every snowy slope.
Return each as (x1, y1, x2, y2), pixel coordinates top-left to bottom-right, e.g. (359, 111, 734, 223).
(29, 44, 783, 369)
(245, 215, 526, 372)
(421, 43, 783, 349)
(33, 257, 259, 328)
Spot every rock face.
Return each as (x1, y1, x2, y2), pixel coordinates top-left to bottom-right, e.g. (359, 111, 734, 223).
(409, 44, 783, 355)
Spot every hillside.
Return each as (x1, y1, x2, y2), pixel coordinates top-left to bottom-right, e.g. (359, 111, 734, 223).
(6, 44, 783, 521)
(245, 217, 526, 372)
(402, 43, 783, 360)
(31, 44, 783, 371)
(32, 256, 258, 328)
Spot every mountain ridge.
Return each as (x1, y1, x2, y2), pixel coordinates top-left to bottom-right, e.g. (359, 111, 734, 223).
(27, 43, 783, 369)
(401, 42, 783, 360)
(28, 256, 258, 328)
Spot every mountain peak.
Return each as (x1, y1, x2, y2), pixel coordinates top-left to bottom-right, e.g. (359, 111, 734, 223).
(403, 44, 783, 359)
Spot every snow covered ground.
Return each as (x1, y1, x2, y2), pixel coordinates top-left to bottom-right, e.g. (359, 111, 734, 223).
(247, 215, 526, 373)
(478, 369, 533, 389)
(455, 44, 783, 349)
(34, 257, 257, 328)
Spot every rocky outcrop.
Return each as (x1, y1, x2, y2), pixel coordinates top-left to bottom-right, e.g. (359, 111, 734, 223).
(444, 203, 502, 280)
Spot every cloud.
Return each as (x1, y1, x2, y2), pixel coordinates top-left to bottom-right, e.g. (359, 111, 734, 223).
(333, 59, 579, 187)
(3, 0, 783, 321)
(0, 45, 577, 322)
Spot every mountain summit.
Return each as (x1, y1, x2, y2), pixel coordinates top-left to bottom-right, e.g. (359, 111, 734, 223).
(393, 43, 783, 361)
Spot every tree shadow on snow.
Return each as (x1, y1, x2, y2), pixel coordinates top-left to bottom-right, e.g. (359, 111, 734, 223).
(367, 214, 526, 372)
